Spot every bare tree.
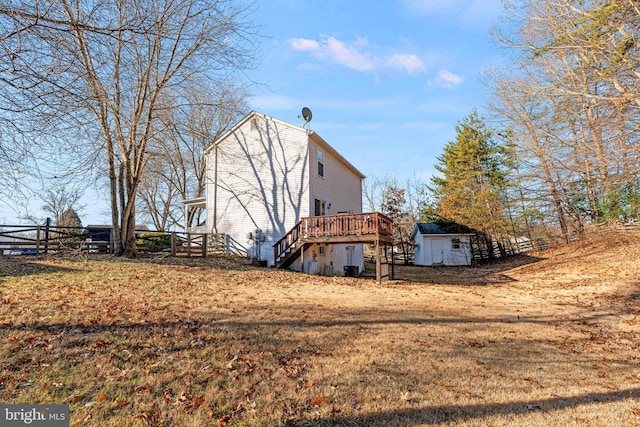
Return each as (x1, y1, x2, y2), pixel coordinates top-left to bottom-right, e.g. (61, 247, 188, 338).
(138, 79, 248, 230)
(15, 181, 86, 226)
(364, 174, 428, 264)
(0, 0, 258, 255)
(57, 208, 82, 228)
(363, 176, 385, 213)
(136, 153, 180, 231)
(487, 71, 576, 241)
(41, 185, 85, 226)
(488, 0, 640, 239)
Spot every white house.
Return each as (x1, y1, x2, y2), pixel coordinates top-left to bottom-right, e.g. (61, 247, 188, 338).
(411, 222, 475, 266)
(183, 111, 382, 275)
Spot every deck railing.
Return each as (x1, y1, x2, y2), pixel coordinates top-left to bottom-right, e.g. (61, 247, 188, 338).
(273, 212, 393, 264)
(300, 212, 393, 238)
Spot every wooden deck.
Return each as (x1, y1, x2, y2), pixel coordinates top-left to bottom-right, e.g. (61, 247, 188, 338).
(300, 212, 394, 242)
(273, 212, 394, 273)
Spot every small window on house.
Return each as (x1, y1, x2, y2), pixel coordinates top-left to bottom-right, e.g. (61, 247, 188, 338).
(319, 245, 325, 256)
(314, 198, 326, 216)
(317, 150, 324, 177)
(451, 238, 461, 249)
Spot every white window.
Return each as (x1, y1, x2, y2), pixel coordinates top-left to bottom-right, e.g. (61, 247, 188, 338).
(451, 238, 461, 249)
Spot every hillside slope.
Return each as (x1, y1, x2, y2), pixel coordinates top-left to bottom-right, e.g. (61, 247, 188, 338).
(507, 231, 640, 315)
(0, 230, 638, 426)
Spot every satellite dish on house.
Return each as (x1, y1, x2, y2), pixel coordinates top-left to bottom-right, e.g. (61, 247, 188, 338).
(301, 107, 312, 122)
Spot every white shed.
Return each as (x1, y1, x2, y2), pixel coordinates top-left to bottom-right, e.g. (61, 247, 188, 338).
(411, 222, 475, 266)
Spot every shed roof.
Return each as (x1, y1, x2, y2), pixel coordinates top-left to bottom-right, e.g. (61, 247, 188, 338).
(411, 222, 476, 239)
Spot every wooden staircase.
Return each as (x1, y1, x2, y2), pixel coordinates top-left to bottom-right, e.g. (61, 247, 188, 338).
(273, 212, 394, 269)
(275, 240, 311, 269)
(273, 220, 304, 269)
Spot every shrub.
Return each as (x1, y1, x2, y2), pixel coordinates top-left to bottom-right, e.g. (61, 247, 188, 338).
(136, 232, 171, 252)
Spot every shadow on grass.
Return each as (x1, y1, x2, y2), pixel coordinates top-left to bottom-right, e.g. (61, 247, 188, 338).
(309, 387, 640, 426)
(628, 290, 640, 308)
(3, 251, 545, 286)
(78, 252, 260, 272)
(0, 258, 79, 283)
(363, 254, 545, 285)
(3, 316, 638, 425)
(2, 299, 637, 425)
(0, 306, 619, 333)
(596, 281, 640, 315)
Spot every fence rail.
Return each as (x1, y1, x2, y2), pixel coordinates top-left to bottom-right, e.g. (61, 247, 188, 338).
(469, 220, 640, 264)
(591, 219, 640, 232)
(0, 224, 226, 258)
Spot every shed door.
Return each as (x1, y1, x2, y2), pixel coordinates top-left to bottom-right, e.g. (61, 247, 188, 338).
(431, 238, 445, 264)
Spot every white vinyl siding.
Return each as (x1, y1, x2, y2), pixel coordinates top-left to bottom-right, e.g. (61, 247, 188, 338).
(201, 111, 365, 271)
(317, 150, 324, 177)
(307, 137, 365, 274)
(309, 139, 362, 216)
(207, 114, 311, 265)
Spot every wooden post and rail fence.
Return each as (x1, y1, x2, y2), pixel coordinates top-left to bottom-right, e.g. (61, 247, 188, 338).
(0, 223, 222, 257)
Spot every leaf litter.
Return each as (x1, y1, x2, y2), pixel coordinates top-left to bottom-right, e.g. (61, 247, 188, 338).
(0, 235, 638, 426)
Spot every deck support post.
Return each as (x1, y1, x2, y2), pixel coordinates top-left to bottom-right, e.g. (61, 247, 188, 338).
(376, 241, 392, 284)
(376, 240, 380, 284)
(391, 242, 394, 280)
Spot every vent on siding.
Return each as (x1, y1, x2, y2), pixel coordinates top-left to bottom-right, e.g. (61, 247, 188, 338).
(250, 117, 259, 131)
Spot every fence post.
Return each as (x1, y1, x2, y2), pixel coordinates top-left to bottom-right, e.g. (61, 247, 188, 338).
(187, 233, 191, 257)
(390, 243, 394, 280)
(36, 225, 41, 254)
(171, 232, 176, 256)
(202, 233, 207, 258)
(44, 217, 51, 254)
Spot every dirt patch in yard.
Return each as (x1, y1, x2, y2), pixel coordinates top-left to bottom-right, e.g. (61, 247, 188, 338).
(0, 231, 639, 426)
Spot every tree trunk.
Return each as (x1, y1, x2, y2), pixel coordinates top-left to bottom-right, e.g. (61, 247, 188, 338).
(122, 206, 137, 258)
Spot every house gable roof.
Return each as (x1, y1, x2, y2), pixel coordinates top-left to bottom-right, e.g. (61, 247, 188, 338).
(203, 110, 273, 155)
(308, 131, 365, 179)
(203, 111, 365, 179)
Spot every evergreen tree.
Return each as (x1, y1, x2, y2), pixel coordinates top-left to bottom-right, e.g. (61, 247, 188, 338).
(429, 110, 513, 248)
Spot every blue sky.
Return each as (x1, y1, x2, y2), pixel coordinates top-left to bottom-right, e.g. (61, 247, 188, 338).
(0, 0, 507, 225)
(248, 0, 506, 182)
